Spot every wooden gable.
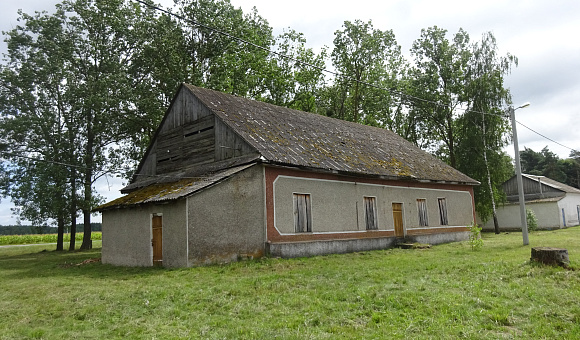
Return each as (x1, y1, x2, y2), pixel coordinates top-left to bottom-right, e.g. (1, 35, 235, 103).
(503, 175, 567, 202)
(130, 85, 257, 189)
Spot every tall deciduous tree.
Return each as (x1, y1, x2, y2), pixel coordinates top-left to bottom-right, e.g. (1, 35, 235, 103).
(456, 32, 517, 231)
(410, 27, 517, 223)
(0, 0, 161, 247)
(324, 20, 404, 126)
(260, 29, 327, 112)
(176, 0, 273, 98)
(64, 0, 162, 249)
(520, 146, 574, 186)
(563, 150, 580, 188)
(0, 7, 78, 250)
(409, 26, 470, 167)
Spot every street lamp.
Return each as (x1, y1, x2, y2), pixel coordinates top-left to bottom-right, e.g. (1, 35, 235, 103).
(509, 102, 531, 245)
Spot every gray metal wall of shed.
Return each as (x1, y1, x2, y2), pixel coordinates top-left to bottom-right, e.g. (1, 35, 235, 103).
(101, 199, 187, 267)
(186, 164, 266, 266)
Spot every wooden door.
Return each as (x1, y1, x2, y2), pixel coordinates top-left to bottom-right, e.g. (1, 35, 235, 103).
(152, 215, 163, 266)
(392, 203, 404, 237)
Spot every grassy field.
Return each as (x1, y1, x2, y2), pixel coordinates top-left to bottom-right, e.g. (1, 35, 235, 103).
(1, 229, 579, 339)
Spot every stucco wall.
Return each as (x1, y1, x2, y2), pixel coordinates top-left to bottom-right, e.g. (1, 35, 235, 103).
(480, 201, 561, 231)
(187, 164, 266, 265)
(557, 194, 580, 227)
(102, 208, 152, 267)
(273, 175, 474, 235)
(159, 199, 188, 267)
(102, 200, 187, 267)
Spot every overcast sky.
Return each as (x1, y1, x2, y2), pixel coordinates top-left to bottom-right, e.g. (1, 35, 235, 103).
(1, 0, 579, 225)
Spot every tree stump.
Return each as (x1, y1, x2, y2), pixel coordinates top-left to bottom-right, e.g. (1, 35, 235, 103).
(531, 247, 569, 267)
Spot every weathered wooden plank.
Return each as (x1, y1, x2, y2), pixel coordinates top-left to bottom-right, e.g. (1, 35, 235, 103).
(214, 119, 257, 161)
(183, 128, 214, 144)
(159, 126, 183, 140)
(183, 152, 214, 167)
(183, 115, 214, 136)
(156, 153, 181, 166)
(182, 145, 215, 158)
(182, 137, 214, 150)
(157, 138, 183, 153)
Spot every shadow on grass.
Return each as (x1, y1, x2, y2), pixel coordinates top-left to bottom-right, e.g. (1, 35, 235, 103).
(0, 246, 167, 280)
(3, 227, 579, 282)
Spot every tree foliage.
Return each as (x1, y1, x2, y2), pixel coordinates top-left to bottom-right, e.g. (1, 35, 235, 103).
(0, 0, 328, 234)
(408, 26, 471, 165)
(260, 29, 327, 112)
(520, 146, 580, 188)
(409, 27, 517, 222)
(0, 6, 78, 250)
(321, 20, 405, 126)
(0, 0, 162, 248)
(0, 0, 528, 233)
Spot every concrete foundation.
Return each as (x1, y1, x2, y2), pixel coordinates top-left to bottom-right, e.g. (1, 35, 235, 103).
(405, 231, 470, 245)
(267, 231, 469, 258)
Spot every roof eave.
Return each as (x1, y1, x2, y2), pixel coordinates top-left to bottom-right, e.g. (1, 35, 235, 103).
(264, 161, 480, 186)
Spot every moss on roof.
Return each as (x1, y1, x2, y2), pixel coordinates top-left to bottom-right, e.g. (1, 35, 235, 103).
(96, 178, 201, 210)
(185, 84, 478, 185)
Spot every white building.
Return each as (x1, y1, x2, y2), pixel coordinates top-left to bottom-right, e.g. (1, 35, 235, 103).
(481, 174, 580, 231)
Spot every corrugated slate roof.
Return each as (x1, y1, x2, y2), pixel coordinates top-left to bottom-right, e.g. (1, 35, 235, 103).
(185, 84, 478, 185)
(97, 164, 254, 211)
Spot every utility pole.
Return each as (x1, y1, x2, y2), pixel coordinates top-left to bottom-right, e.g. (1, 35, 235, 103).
(509, 103, 530, 245)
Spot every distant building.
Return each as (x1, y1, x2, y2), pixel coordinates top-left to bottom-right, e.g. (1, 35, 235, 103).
(481, 174, 580, 231)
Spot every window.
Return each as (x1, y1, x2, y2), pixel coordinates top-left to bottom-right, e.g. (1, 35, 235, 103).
(293, 193, 312, 232)
(438, 198, 448, 225)
(417, 199, 428, 227)
(364, 196, 378, 230)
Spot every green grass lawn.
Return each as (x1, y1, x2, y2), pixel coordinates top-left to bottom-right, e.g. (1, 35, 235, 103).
(1, 229, 579, 339)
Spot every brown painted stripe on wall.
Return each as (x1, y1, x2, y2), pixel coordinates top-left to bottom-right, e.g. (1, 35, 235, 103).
(265, 165, 475, 243)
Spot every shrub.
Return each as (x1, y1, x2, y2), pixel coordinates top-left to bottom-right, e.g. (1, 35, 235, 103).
(526, 208, 538, 232)
(468, 222, 483, 250)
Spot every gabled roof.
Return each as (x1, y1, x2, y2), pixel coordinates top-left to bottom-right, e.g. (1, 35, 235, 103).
(522, 174, 580, 194)
(101, 85, 479, 211)
(184, 84, 478, 185)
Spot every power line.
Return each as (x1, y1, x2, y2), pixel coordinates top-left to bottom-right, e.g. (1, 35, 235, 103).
(130, 0, 475, 115)
(131, 0, 552, 133)
(516, 120, 579, 153)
